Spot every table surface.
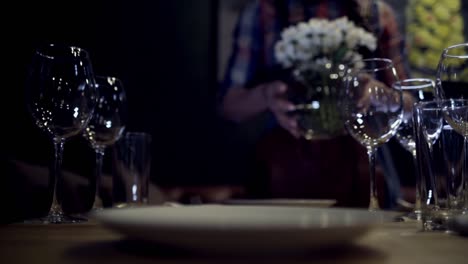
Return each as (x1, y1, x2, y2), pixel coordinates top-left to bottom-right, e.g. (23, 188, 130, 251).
(1, 215, 468, 264)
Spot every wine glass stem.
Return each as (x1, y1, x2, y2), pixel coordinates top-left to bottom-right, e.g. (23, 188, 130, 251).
(367, 147, 380, 211)
(464, 137, 468, 211)
(412, 152, 421, 212)
(51, 138, 65, 215)
(93, 148, 105, 209)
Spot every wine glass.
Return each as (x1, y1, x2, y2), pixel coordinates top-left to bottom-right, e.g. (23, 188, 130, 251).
(441, 99, 468, 212)
(436, 43, 468, 100)
(25, 44, 96, 223)
(83, 76, 127, 211)
(436, 43, 468, 212)
(343, 58, 403, 211)
(394, 78, 435, 220)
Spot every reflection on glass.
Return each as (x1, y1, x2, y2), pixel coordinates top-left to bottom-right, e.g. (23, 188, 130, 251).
(394, 78, 435, 220)
(83, 76, 127, 211)
(25, 44, 96, 223)
(343, 58, 403, 211)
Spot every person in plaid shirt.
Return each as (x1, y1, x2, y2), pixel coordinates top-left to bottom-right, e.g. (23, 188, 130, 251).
(219, 0, 411, 208)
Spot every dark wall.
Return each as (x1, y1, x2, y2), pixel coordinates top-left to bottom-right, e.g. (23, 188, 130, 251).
(4, 0, 249, 195)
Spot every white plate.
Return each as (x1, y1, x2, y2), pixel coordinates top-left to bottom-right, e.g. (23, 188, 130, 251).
(223, 198, 336, 207)
(93, 205, 393, 252)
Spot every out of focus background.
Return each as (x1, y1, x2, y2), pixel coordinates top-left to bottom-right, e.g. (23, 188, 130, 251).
(3, 0, 468, 219)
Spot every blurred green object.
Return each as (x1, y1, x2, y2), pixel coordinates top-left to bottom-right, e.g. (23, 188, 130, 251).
(406, 0, 466, 78)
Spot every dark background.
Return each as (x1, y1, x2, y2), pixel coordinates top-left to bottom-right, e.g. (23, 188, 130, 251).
(3, 0, 256, 219)
(4, 1, 468, 220)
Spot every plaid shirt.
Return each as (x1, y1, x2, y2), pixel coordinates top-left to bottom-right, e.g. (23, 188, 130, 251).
(220, 0, 409, 208)
(221, 0, 409, 95)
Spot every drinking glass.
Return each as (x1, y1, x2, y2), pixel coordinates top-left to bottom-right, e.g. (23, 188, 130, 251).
(394, 78, 435, 219)
(343, 58, 403, 211)
(414, 101, 444, 196)
(442, 99, 468, 212)
(414, 100, 445, 230)
(25, 44, 96, 223)
(83, 76, 127, 210)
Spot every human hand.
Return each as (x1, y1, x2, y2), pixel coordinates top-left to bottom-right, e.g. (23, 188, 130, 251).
(356, 74, 401, 113)
(262, 81, 299, 138)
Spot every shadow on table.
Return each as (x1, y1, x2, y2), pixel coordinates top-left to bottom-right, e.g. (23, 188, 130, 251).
(65, 239, 386, 263)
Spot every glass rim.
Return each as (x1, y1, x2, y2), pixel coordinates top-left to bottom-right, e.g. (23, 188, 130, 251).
(415, 98, 468, 108)
(35, 43, 90, 60)
(347, 58, 394, 73)
(394, 78, 435, 90)
(442, 43, 468, 59)
(94, 76, 126, 97)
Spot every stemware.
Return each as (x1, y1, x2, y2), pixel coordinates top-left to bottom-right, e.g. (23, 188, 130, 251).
(441, 99, 468, 211)
(343, 58, 403, 211)
(414, 100, 459, 230)
(413, 101, 444, 210)
(25, 44, 96, 223)
(436, 43, 468, 212)
(83, 76, 127, 210)
(394, 78, 435, 220)
(436, 43, 468, 100)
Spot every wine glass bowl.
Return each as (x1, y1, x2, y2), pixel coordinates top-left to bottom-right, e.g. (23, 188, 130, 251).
(343, 58, 403, 211)
(83, 76, 127, 210)
(436, 43, 468, 99)
(27, 45, 96, 139)
(25, 44, 96, 223)
(83, 76, 127, 149)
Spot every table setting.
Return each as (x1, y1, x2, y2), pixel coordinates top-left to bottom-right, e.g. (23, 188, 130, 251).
(4, 8, 468, 263)
(2, 202, 468, 264)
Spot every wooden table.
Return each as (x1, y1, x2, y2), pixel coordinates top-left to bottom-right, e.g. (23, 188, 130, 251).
(1, 217, 468, 264)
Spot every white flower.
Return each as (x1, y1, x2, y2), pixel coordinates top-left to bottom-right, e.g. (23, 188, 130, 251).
(295, 45, 313, 61)
(333, 17, 354, 32)
(350, 52, 363, 64)
(323, 28, 342, 52)
(274, 42, 291, 67)
(360, 33, 377, 51)
(281, 26, 298, 43)
(344, 28, 361, 49)
(274, 16, 377, 72)
(314, 57, 332, 67)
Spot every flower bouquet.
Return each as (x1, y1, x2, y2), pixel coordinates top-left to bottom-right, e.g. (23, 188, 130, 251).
(275, 17, 377, 139)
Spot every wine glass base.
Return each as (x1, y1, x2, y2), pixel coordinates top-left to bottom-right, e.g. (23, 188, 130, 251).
(393, 199, 421, 222)
(405, 211, 422, 221)
(91, 206, 104, 211)
(23, 212, 87, 224)
(368, 197, 380, 211)
(394, 211, 422, 222)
